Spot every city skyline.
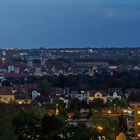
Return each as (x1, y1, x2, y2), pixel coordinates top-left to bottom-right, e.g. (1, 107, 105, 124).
(0, 0, 140, 48)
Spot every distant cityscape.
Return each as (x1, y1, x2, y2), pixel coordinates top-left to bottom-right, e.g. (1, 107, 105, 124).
(1, 47, 140, 139)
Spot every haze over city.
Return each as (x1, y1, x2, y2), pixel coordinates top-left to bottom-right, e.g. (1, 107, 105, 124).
(0, 0, 140, 48)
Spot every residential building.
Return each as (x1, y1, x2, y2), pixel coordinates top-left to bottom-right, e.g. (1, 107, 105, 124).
(107, 91, 122, 100)
(69, 90, 87, 101)
(0, 87, 15, 103)
(73, 59, 109, 68)
(107, 88, 123, 100)
(127, 102, 140, 139)
(27, 60, 33, 67)
(88, 90, 107, 103)
(8, 65, 14, 73)
(15, 94, 31, 104)
(14, 67, 20, 73)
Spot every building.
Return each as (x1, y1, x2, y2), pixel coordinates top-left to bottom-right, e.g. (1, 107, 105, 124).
(8, 65, 14, 73)
(125, 89, 140, 98)
(88, 67, 96, 76)
(14, 67, 20, 73)
(73, 59, 109, 68)
(0, 63, 7, 73)
(69, 90, 87, 101)
(41, 59, 46, 65)
(27, 60, 33, 67)
(15, 94, 31, 104)
(88, 90, 107, 103)
(107, 88, 123, 100)
(107, 91, 122, 100)
(0, 87, 15, 103)
(127, 102, 140, 139)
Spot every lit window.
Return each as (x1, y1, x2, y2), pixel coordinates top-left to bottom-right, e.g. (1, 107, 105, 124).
(18, 101, 22, 104)
(123, 109, 128, 113)
(138, 111, 140, 114)
(128, 110, 131, 114)
(138, 122, 140, 126)
(138, 134, 140, 137)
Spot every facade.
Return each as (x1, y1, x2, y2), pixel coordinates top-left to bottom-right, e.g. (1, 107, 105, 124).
(0, 88, 15, 103)
(88, 90, 107, 103)
(27, 60, 33, 67)
(74, 59, 109, 68)
(15, 94, 31, 104)
(0, 68, 6, 73)
(88, 67, 96, 76)
(127, 103, 140, 139)
(8, 65, 14, 73)
(14, 67, 20, 73)
(107, 91, 122, 100)
(69, 90, 87, 101)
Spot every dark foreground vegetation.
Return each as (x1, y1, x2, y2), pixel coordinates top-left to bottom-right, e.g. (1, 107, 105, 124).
(0, 102, 127, 140)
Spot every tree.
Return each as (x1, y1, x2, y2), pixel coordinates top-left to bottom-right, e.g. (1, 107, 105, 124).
(92, 110, 120, 139)
(108, 98, 128, 108)
(41, 115, 65, 140)
(68, 98, 82, 112)
(12, 109, 65, 140)
(0, 104, 17, 140)
(12, 110, 43, 140)
(90, 99, 105, 108)
(38, 79, 51, 95)
(66, 125, 95, 140)
(73, 111, 80, 119)
(12, 105, 113, 140)
(127, 93, 140, 102)
(118, 113, 127, 133)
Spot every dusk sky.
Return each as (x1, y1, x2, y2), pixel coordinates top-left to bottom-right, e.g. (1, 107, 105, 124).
(0, 0, 140, 48)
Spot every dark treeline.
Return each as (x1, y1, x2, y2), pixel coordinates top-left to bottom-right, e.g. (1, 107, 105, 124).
(3, 71, 140, 90)
(27, 71, 140, 90)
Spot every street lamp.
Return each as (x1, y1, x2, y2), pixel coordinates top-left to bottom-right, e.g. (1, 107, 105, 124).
(97, 126, 103, 132)
(108, 110, 111, 114)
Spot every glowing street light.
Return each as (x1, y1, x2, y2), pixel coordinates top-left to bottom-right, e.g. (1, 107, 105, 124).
(97, 126, 103, 132)
(55, 103, 59, 115)
(108, 110, 111, 114)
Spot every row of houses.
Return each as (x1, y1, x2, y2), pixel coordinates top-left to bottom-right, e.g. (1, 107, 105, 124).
(0, 84, 39, 104)
(60, 89, 123, 103)
(0, 87, 30, 104)
(0, 86, 140, 105)
(49, 88, 133, 104)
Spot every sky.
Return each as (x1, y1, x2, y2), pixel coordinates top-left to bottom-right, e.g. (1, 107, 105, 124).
(0, 0, 140, 48)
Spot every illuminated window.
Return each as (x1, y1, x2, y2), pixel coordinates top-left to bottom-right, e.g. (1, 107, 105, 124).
(138, 134, 140, 137)
(138, 111, 140, 114)
(128, 110, 131, 114)
(123, 109, 128, 113)
(18, 101, 22, 104)
(138, 122, 140, 126)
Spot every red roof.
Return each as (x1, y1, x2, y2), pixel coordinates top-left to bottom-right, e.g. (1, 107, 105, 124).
(74, 59, 108, 63)
(46, 59, 63, 68)
(0, 63, 8, 68)
(4, 73, 30, 78)
(0, 87, 13, 95)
